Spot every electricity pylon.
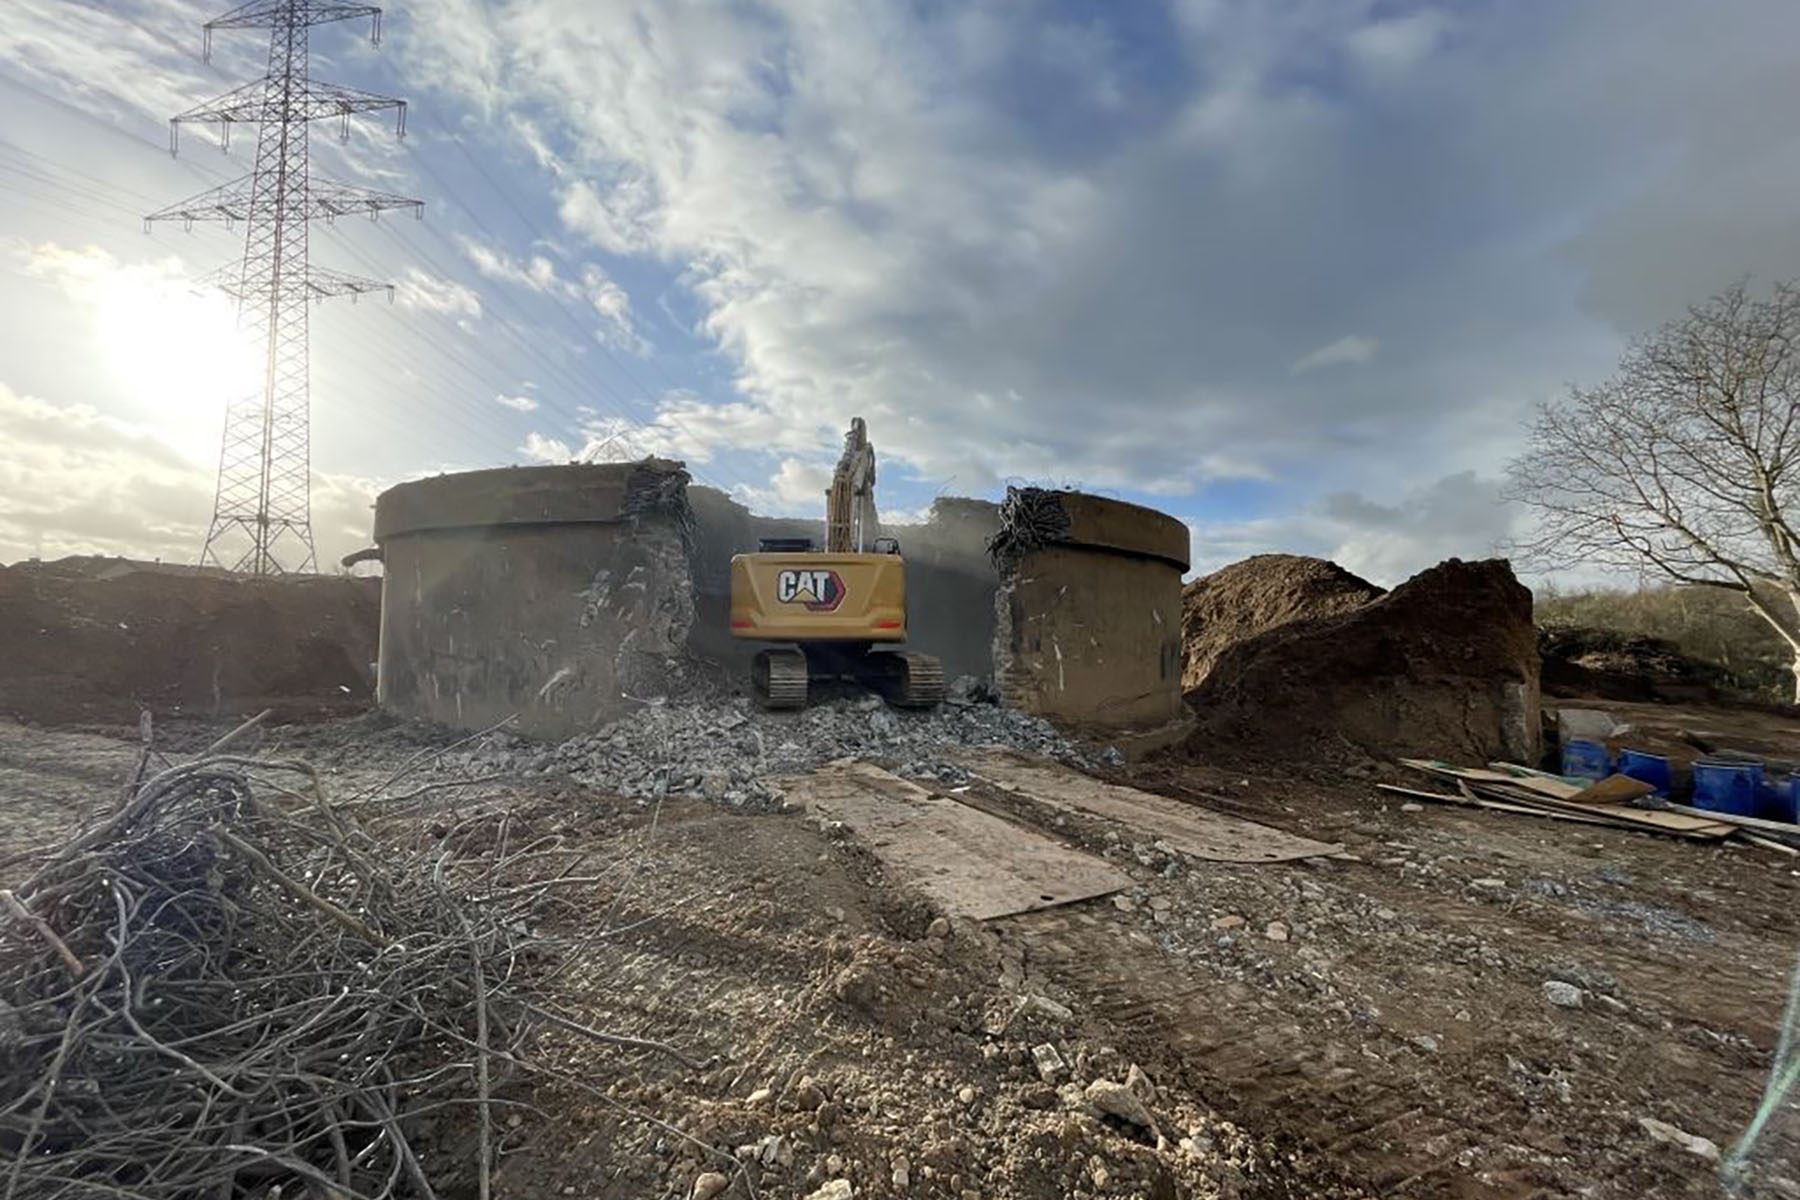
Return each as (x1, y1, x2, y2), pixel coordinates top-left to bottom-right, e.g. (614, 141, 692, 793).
(148, 0, 421, 573)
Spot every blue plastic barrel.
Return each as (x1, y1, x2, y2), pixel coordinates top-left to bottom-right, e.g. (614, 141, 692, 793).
(1560, 739, 1609, 781)
(1617, 749, 1673, 797)
(1757, 774, 1799, 824)
(1692, 761, 1763, 817)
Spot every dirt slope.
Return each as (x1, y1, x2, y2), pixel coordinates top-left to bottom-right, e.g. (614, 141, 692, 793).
(1182, 554, 1383, 691)
(1186, 558, 1539, 764)
(0, 561, 379, 726)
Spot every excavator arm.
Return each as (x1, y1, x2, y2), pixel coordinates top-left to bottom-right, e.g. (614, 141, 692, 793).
(825, 417, 879, 553)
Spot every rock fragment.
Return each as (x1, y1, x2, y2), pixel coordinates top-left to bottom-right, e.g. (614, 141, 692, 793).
(1084, 1078, 1156, 1131)
(1542, 980, 1584, 1009)
(1639, 1116, 1720, 1161)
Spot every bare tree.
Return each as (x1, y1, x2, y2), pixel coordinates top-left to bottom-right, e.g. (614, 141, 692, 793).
(1506, 280, 1800, 700)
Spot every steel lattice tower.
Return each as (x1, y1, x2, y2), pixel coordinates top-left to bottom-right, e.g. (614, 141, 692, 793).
(148, 1, 421, 574)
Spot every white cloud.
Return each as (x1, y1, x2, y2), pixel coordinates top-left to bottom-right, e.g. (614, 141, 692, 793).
(519, 431, 573, 463)
(1290, 334, 1379, 374)
(0, 381, 378, 568)
(394, 267, 483, 318)
(1347, 11, 1452, 77)
(457, 235, 561, 293)
(455, 234, 646, 352)
(1186, 471, 1521, 586)
(732, 457, 832, 518)
(495, 392, 538, 412)
(579, 264, 648, 354)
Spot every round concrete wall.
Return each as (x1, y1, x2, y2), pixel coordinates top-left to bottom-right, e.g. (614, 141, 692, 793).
(372, 462, 694, 738)
(991, 490, 1190, 730)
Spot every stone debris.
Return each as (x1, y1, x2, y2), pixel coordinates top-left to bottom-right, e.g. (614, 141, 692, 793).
(1638, 1117, 1721, 1161)
(449, 693, 1090, 810)
(1032, 1042, 1067, 1082)
(1543, 980, 1585, 1009)
(691, 1171, 729, 1200)
(806, 1180, 855, 1200)
(1085, 1078, 1158, 1132)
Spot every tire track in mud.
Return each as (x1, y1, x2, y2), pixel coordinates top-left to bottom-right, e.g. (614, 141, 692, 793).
(1006, 907, 1548, 1199)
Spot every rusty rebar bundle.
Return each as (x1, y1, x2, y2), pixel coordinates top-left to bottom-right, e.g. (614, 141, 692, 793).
(986, 486, 1074, 570)
(0, 744, 669, 1200)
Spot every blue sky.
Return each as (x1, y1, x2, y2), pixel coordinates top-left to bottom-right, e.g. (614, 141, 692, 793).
(2, 0, 1798, 582)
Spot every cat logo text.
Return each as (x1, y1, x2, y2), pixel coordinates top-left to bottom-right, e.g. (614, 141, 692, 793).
(775, 568, 845, 612)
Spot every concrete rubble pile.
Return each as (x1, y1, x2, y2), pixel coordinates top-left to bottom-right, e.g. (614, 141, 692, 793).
(452, 689, 1092, 810)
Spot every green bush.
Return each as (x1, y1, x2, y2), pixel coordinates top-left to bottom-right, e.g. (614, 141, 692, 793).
(1535, 583, 1793, 701)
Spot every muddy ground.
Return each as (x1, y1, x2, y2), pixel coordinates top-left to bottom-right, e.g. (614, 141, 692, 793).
(2, 709, 1797, 1200)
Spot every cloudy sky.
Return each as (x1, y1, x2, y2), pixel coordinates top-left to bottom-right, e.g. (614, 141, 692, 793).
(2, 0, 1797, 583)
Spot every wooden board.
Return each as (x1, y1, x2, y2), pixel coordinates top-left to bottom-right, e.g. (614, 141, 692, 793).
(955, 751, 1344, 862)
(1565, 775, 1658, 806)
(1665, 803, 1800, 839)
(773, 761, 1132, 920)
(1399, 761, 1733, 839)
(1376, 783, 1629, 828)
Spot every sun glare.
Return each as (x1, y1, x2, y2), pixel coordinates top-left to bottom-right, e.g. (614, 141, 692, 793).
(92, 266, 261, 435)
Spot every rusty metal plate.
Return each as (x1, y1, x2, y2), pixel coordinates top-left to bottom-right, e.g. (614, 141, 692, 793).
(956, 750, 1344, 863)
(773, 760, 1132, 920)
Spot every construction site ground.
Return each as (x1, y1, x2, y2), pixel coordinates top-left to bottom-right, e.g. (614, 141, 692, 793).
(3, 706, 1796, 1200)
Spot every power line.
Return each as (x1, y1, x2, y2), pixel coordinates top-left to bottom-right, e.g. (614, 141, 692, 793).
(370, 68, 758, 493)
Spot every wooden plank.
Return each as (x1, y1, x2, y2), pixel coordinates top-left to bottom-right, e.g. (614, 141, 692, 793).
(955, 751, 1344, 862)
(1665, 803, 1800, 838)
(1565, 775, 1657, 806)
(1377, 783, 1473, 805)
(1476, 790, 1732, 838)
(1400, 761, 1732, 838)
(1378, 783, 1631, 828)
(1739, 833, 1800, 856)
(772, 761, 1132, 920)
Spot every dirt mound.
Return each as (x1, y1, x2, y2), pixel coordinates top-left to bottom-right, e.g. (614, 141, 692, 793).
(1182, 554, 1383, 690)
(0, 561, 379, 727)
(1538, 625, 1744, 704)
(1186, 557, 1539, 764)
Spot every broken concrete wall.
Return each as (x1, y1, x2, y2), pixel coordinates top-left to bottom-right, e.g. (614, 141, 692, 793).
(686, 489, 1001, 683)
(990, 489, 1191, 730)
(373, 461, 696, 739)
(1186, 557, 1541, 764)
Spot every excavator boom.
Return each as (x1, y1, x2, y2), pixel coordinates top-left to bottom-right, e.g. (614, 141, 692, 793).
(825, 417, 878, 553)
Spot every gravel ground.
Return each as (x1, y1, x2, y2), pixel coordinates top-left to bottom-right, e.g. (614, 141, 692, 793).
(3, 704, 1798, 1199)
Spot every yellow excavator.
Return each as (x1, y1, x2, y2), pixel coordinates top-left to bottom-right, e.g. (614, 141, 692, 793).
(728, 418, 944, 709)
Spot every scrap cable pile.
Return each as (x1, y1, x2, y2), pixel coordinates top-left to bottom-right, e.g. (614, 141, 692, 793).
(986, 486, 1075, 570)
(0, 722, 702, 1200)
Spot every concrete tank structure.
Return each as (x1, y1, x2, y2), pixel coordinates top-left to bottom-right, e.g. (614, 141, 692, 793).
(989, 489, 1190, 730)
(370, 461, 695, 739)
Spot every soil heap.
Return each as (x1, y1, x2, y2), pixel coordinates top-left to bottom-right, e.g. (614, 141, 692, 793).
(0, 559, 379, 726)
(1182, 554, 1384, 691)
(1186, 557, 1540, 764)
(1538, 625, 1743, 704)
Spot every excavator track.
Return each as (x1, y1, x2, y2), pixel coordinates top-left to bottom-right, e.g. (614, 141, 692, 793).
(884, 650, 944, 709)
(752, 647, 809, 710)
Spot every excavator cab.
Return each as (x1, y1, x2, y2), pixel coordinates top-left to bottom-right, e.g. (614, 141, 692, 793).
(728, 419, 944, 709)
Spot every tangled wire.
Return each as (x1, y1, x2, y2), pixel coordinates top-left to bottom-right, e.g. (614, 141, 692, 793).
(0, 720, 702, 1200)
(986, 486, 1075, 571)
